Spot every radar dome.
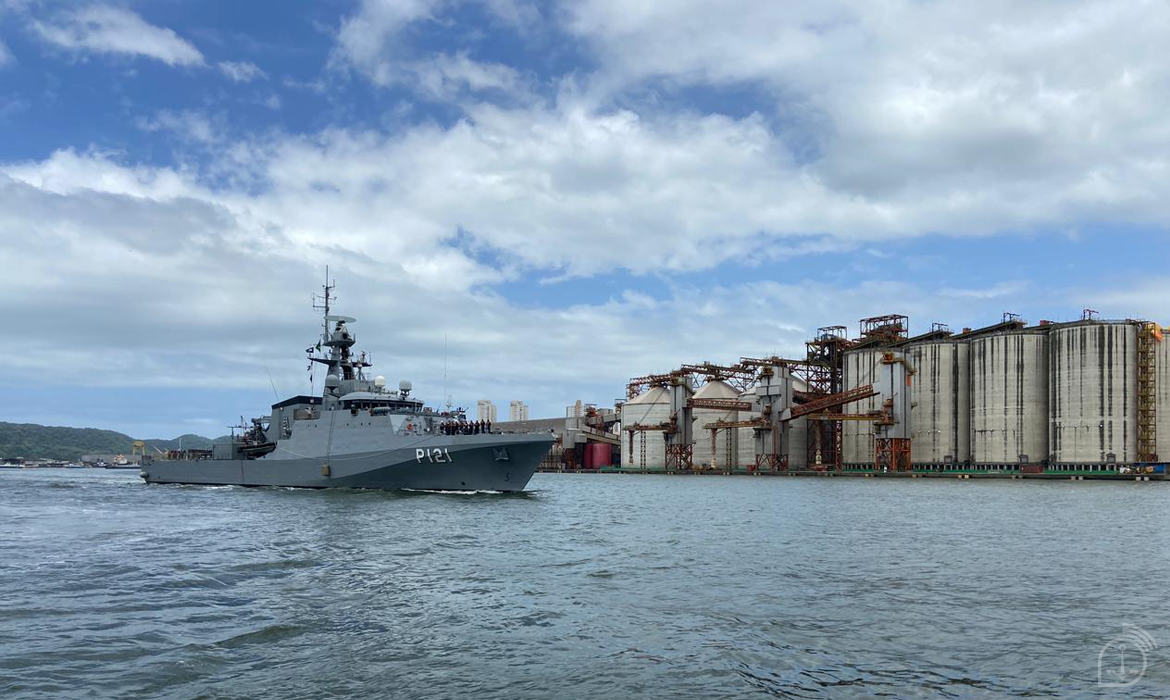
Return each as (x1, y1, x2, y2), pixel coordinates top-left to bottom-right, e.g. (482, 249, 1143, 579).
(324, 373, 340, 388)
(399, 380, 413, 392)
(374, 376, 386, 388)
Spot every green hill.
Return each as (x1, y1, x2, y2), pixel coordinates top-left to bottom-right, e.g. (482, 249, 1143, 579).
(142, 434, 221, 453)
(0, 422, 226, 461)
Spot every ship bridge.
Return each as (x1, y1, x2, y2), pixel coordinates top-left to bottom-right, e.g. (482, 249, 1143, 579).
(338, 391, 423, 413)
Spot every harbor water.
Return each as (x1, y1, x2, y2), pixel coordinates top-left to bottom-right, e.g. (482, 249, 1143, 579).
(2, 469, 1168, 699)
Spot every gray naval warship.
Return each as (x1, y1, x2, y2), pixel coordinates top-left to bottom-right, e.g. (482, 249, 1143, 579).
(141, 280, 553, 491)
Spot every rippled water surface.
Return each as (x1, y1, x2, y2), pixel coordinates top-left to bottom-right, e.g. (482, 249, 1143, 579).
(2, 469, 1169, 699)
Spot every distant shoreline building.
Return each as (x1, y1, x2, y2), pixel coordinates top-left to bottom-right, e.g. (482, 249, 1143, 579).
(476, 400, 497, 422)
(509, 401, 529, 421)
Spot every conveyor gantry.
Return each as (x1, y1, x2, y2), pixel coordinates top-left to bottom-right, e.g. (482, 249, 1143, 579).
(687, 398, 754, 412)
(788, 384, 877, 420)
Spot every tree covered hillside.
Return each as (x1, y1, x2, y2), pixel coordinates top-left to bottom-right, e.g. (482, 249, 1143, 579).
(0, 422, 225, 461)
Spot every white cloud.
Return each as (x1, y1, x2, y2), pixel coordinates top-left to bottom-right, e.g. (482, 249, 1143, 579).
(6, 0, 1170, 430)
(33, 81, 1167, 290)
(334, 0, 440, 86)
(332, 0, 534, 99)
(218, 60, 266, 82)
(135, 110, 220, 144)
(0, 95, 29, 119)
(561, 0, 1170, 205)
(218, 104, 818, 278)
(479, 0, 541, 30)
(249, 98, 1170, 280)
(411, 52, 527, 100)
(0, 39, 12, 66)
(562, 1, 851, 87)
(0, 146, 1164, 428)
(315, 0, 1170, 266)
(32, 5, 204, 66)
(3, 149, 194, 199)
(939, 281, 1029, 300)
(0, 166, 971, 387)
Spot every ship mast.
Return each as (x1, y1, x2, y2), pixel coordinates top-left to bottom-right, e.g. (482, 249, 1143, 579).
(308, 269, 371, 393)
(312, 266, 335, 333)
(307, 267, 335, 393)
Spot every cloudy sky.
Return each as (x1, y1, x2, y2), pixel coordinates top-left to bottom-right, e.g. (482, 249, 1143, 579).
(1, 0, 1168, 439)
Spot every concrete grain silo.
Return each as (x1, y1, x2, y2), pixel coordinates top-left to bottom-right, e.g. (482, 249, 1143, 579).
(842, 346, 885, 466)
(1049, 321, 1137, 467)
(969, 328, 1049, 467)
(908, 339, 970, 466)
(620, 387, 670, 469)
(692, 380, 740, 469)
(787, 378, 810, 470)
(736, 389, 759, 469)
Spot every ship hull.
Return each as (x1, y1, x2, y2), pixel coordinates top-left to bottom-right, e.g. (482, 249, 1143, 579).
(141, 433, 553, 491)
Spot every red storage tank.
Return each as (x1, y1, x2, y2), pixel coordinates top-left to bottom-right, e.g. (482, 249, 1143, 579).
(588, 443, 611, 468)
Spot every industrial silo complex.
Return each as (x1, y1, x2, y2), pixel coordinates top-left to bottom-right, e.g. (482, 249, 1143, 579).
(615, 312, 1168, 480)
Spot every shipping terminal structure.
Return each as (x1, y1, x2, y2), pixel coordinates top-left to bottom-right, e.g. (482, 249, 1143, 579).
(615, 311, 1169, 480)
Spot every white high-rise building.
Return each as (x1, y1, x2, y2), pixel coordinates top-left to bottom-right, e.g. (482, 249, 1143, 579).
(566, 399, 584, 418)
(509, 401, 529, 421)
(476, 400, 497, 422)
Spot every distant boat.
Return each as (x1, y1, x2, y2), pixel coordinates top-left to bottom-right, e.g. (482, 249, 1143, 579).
(21, 460, 67, 468)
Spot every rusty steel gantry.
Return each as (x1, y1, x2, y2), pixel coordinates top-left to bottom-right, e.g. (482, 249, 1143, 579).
(624, 320, 916, 472)
(803, 325, 853, 470)
(1137, 321, 1162, 463)
(626, 361, 757, 400)
(871, 352, 916, 472)
(684, 354, 883, 472)
(860, 314, 909, 342)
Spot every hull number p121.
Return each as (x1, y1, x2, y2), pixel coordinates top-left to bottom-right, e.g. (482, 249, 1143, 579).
(416, 448, 453, 463)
